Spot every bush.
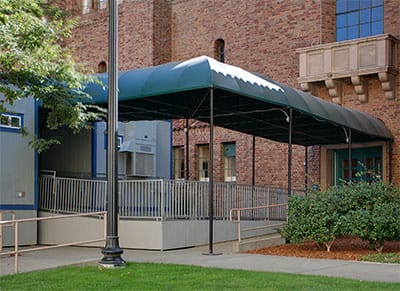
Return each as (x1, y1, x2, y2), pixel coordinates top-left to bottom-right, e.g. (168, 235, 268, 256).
(282, 180, 400, 252)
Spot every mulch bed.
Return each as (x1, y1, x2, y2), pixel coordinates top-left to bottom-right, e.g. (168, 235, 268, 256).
(247, 236, 400, 261)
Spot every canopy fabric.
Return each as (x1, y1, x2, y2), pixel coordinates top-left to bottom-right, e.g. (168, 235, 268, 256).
(85, 56, 392, 146)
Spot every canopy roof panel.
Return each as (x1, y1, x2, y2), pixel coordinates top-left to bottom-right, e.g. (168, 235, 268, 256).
(85, 56, 392, 146)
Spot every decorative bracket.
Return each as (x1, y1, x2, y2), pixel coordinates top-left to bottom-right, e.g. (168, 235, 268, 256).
(378, 72, 397, 100)
(325, 79, 342, 104)
(350, 76, 368, 103)
(300, 82, 317, 96)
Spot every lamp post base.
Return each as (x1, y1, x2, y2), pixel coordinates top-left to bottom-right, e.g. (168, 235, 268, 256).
(99, 238, 126, 268)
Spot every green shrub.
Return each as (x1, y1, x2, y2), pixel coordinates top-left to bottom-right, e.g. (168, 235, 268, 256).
(282, 180, 400, 253)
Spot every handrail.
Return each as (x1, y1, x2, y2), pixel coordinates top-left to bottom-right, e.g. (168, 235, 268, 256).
(0, 211, 16, 252)
(230, 203, 288, 242)
(0, 211, 107, 274)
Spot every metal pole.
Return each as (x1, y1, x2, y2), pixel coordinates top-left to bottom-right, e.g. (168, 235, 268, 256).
(208, 88, 214, 254)
(252, 135, 256, 186)
(185, 118, 189, 180)
(347, 129, 352, 182)
(99, 0, 125, 267)
(388, 141, 393, 183)
(304, 146, 308, 191)
(288, 109, 293, 197)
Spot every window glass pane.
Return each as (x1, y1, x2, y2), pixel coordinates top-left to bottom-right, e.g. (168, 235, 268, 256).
(360, 23, 371, 37)
(348, 25, 358, 39)
(371, 20, 383, 35)
(371, 0, 383, 7)
(336, 14, 347, 28)
(360, 0, 372, 9)
(347, 11, 359, 26)
(359, 8, 371, 24)
(347, 0, 359, 11)
(10, 116, 21, 128)
(336, 27, 347, 41)
(0, 114, 9, 126)
(371, 6, 383, 21)
(336, 0, 347, 13)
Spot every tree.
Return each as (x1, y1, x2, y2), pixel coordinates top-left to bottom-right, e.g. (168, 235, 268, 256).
(0, 0, 101, 152)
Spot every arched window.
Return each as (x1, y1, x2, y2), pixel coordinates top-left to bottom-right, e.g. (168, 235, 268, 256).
(214, 39, 225, 63)
(98, 61, 107, 73)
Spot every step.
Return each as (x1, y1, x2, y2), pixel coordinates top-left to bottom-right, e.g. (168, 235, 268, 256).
(234, 233, 286, 253)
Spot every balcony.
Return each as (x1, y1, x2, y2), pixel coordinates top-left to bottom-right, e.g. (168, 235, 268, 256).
(297, 34, 399, 103)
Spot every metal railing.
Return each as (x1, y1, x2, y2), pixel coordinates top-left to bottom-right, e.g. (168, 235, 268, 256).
(0, 211, 106, 274)
(230, 203, 288, 242)
(39, 175, 299, 220)
(0, 211, 16, 252)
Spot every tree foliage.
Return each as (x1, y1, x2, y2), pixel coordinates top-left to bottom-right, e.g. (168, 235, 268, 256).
(282, 180, 400, 252)
(0, 0, 101, 151)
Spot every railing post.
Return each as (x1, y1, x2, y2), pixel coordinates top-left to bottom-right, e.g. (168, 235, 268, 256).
(14, 221, 19, 273)
(161, 180, 165, 220)
(237, 210, 241, 243)
(0, 212, 2, 252)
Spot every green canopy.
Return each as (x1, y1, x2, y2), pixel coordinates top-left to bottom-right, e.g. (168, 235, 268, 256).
(85, 56, 392, 146)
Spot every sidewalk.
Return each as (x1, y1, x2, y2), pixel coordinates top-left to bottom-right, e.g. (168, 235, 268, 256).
(1, 242, 399, 283)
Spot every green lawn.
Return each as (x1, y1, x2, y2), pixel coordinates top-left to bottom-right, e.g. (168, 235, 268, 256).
(1, 262, 399, 291)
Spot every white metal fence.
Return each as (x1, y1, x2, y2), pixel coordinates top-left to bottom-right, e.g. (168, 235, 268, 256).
(39, 175, 301, 221)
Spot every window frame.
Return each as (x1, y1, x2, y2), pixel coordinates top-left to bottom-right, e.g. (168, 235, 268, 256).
(173, 146, 185, 180)
(336, 0, 383, 41)
(0, 112, 24, 133)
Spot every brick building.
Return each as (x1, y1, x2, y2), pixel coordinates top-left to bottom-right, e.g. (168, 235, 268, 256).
(57, 0, 400, 190)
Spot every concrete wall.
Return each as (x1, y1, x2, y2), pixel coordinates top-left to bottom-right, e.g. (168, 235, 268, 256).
(38, 211, 278, 250)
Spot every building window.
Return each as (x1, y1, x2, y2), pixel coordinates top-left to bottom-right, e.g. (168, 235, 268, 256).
(82, 0, 95, 14)
(197, 144, 209, 181)
(214, 39, 225, 63)
(98, 0, 107, 9)
(223, 143, 236, 182)
(336, 0, 383, 41)
(98, 61, 107, 73)
(0, 113, 23, 133)
(173, 146, 185, 180)
(333, 146, 382, 185)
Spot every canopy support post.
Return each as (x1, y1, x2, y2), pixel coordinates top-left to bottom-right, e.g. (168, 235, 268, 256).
(288, 108, 293, 197)
(388, 141, 393, 183)
(347, 129, 352, 182)
(185, 118, 189, 180)
(252, 135, 256, 186)
(304, 146, 308, 192)
(204, 88, 220, 256)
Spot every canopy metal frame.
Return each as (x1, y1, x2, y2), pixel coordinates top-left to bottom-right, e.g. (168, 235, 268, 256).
(85, 56, 393, 255)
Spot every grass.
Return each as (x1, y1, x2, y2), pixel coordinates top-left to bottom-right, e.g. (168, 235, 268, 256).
(1, 262, 399, 291)
(361, 252, 400, 264)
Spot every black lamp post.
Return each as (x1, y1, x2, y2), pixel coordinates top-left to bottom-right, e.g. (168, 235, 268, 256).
(99, 0, 125, 268)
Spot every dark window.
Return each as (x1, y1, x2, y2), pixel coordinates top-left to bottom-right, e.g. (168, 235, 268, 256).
(173, 146, 185, 180)
(214, 39, 225, 63)
(98, 61, 107, 73)
(336, 0, 383, 41)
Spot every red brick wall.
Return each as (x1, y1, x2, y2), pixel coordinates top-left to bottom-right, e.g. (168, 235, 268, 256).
(59, 0, 400, 188)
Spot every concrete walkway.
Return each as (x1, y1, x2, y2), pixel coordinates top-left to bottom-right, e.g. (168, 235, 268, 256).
(1, 242, 399, 283)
